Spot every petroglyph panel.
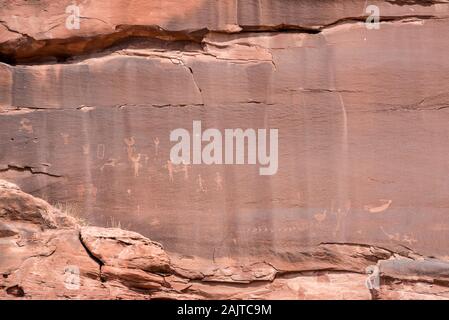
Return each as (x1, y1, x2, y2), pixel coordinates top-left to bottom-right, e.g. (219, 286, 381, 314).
(1, 101, 449, 259)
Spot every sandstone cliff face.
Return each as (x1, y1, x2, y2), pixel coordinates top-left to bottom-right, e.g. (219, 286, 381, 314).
(1, 180, 449, 299)
(1, 0, 449, 299)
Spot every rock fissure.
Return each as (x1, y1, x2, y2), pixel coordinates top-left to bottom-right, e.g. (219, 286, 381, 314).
(2, 14, 448, 65)
(0, 165, 63, 178)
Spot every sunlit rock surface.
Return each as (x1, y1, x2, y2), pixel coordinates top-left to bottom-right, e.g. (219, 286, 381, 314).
(1, 180, 448, 299)
(1, 0, 449, 299)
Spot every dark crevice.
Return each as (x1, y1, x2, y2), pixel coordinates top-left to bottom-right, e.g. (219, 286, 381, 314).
(78, 231, 106, 283)
(6, 285, 25, 297)
(0, 165, 63, 178)
(0, 25, 208, 65)
(239, 24, 321, 34)
(78, 231, 104, 268)
(318, 14, 445, 30)
(386, 0, 448, 6)
(1, 14, 448, 65)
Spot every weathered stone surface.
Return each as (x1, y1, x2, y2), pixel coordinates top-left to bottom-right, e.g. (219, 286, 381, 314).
(1, 179, 62, 228)
(101, 266, 166, 291)
(379, 258, 449, 284)
(1, 180, 449, 299)
(80, 226, 170, 273)
(0, 180, 449, 299)
(1, 1, 449, 299)
(1, 0, 449, 62)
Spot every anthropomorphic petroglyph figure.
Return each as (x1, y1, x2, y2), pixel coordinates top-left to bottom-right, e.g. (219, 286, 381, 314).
(166, 160, 174, 182)
(197, 174, 207, 193)
(153, 137, 160, 157)
(214, 172, 223, 191)
(124, 137, 141, 177)
(182, 164, 190, 180)
(97, 144, 105, 159)
(314, 210, 327, 223)
(100, 158, 119, 172)
(333, 200, 351, 237)
(124, 137, 135, 158)
(130, 153, 142, 177)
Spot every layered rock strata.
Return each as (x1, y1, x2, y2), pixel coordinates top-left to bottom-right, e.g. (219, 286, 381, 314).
(1, 1, 449, 299)
(1, 180, 448, 299)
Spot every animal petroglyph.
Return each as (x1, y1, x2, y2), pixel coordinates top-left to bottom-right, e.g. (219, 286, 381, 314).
(380, 227, 417, 246)
(364, 199, 392, 213)
(244, 223, 309, 234)
(314, 210, 327, 223)
(100, 158, 119, 172)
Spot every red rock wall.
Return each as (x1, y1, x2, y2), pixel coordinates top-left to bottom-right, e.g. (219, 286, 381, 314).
(1, 181, 448, 299)
(1, 1, 449, 274)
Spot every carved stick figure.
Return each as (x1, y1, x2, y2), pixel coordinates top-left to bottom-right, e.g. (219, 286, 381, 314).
(153, 137, 160, 156)
(214, 172, 223, 191)
(197, 174, 207, 193)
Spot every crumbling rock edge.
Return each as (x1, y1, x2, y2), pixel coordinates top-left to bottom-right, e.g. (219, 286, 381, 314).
(1, 14, 449, 65)
(0, 179, 448, 300)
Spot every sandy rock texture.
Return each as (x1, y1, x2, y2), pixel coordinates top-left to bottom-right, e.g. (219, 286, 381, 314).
(1, 0, 449, 299)
(1, 180, 448, 300)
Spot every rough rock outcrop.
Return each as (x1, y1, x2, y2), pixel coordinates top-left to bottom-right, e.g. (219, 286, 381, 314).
(1, 180, 448, 299)
(1, 1, 449, 299)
